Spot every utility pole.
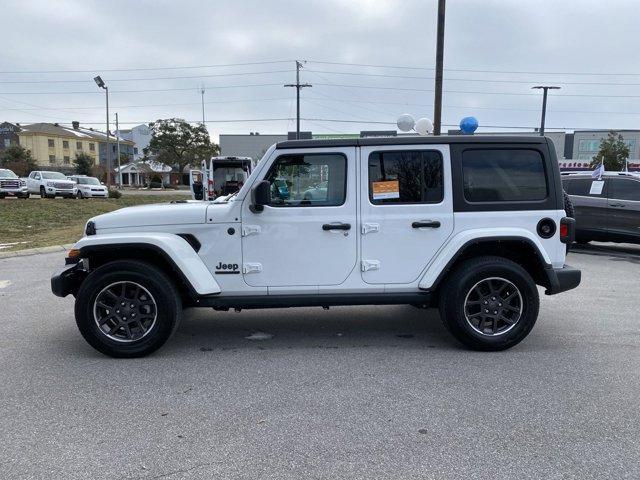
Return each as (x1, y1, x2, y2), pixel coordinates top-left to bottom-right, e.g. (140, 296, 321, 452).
(200, 86, 206, 126)
(532, 85, 561, 136)
(433, 0, 446, 136)
(115, 112, 121, 187)
(284, 61, 312, 139)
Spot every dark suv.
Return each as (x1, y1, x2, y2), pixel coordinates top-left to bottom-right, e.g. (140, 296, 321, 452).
(562, 172, 640, 244)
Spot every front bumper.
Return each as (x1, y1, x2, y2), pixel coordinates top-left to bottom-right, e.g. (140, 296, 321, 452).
(1, 188, 28, 197)
(544, 264, 581, 295)
(51, 261, 86, 297)
(46, 186, 77, 196)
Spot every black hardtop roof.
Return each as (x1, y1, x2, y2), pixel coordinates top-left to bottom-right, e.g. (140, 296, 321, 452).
(276, 135, 549, 150)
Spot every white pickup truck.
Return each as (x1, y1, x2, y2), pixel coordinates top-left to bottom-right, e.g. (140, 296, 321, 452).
(52, 136, 580, 357)
(27, 170, 77, 198)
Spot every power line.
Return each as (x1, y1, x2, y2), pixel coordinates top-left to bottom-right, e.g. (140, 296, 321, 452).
(0, 69, 293, 84)
(0, 83, 284, 95)
(306, 69, 640, 86)
(305, 59, 640, 77)
(0, 60, 293, 74)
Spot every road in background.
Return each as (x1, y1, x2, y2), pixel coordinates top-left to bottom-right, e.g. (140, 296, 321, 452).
(1, 245, 639, 479)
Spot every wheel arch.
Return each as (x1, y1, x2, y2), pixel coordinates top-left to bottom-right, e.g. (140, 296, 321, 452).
(421, 235, 553, 294)
(74, 233, 220, 301)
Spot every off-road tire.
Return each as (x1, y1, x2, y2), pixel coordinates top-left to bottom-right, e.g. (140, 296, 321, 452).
(74, 260, 182, 358)
(438, 256, 539, 351)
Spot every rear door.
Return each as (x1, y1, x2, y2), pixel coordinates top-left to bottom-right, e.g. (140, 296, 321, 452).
(562, 176, 609, 238)
(607, 176, 640, 241)
(359, 144, 453, 284)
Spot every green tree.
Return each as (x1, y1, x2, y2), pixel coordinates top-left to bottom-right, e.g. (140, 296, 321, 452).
(74, 152, 94, 176)
(0, 145, 38, 176)
(146, 118, 219, 173)
(590, 131, 630, 171)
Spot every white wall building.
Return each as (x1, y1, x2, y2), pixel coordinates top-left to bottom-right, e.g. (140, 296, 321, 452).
(117, 124, 152, 161)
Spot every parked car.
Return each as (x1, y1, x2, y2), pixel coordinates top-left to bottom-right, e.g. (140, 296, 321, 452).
(27, 171, 77, 198)
(0, 168, 29, 198)
(52, 136, 580, 357)
(562, 172, 640, 244)
(68, 175, 108, 199)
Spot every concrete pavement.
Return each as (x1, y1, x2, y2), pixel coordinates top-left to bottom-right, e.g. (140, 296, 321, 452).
(0, 246, 639, 479)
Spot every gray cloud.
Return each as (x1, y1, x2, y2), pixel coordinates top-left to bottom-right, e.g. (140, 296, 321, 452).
(1, 0, 638, 140)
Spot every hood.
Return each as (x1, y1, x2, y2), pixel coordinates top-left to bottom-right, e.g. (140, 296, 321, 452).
(92, 202, 208, 230)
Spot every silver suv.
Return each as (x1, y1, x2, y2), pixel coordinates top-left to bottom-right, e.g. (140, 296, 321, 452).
(562, 172, 640, 244)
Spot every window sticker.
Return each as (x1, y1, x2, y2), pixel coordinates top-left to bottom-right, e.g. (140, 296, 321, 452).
(372, 180, 400, 200)
(589, 180, 604, 195)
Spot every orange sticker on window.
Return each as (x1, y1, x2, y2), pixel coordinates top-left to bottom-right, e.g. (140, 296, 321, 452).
(372, 180, 400, 200)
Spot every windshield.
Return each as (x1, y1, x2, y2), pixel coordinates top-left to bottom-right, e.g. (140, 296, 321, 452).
(42, 171, 67, 180)
(77, 177, 101, 185)
(0, 169, 18, 179)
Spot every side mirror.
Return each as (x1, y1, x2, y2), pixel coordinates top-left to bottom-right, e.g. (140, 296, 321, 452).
(251, 180, 270, 212)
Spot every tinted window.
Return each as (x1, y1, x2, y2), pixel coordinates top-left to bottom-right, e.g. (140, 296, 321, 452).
(263, 153, 346, 207)
(563, 177, 606, 197)
(368, 150, 443, 204)
(462, 149, 547, 202)
(609, 178, 640, 201)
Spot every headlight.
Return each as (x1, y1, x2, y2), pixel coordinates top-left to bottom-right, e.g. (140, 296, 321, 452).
(20, 180, 26, 187)
(46, 181, 54, 187)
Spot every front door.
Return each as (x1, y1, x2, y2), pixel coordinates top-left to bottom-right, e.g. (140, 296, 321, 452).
(360, 145, 454, 284)
(241, 147, 357, 288)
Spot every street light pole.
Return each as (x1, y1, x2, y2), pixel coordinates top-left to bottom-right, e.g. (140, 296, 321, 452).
(532, 85, 561, 136)
(433, 0, 446, 136)
(200, 86, 206, 126)
(284, 61, 312, 139)
(94, 75, 111, 186)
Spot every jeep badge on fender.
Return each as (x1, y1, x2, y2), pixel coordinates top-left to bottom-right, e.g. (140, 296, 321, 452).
(51, 136, 580, 357)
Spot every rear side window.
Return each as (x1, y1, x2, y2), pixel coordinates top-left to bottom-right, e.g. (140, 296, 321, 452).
(563, 178, 606, 197)
(462, 149, 547, 202)
(368, 150, 443, 204)
(609, 178, 640, 201)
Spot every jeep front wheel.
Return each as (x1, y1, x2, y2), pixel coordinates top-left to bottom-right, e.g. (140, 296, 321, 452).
(438, 256, 539, 351)
(74, 260, 182, 357)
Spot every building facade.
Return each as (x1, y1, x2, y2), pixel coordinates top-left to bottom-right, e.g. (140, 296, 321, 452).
(572, 130, 640, 161)
(16, 122, 134, 172)
(117, 124, 152, 161)
(0, 122, 20, 150)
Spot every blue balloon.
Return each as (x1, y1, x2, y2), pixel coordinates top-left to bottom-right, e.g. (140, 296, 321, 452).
(460, 116, 478, 134)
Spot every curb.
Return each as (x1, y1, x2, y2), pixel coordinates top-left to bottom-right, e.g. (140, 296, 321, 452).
(0, 244, 75, 260)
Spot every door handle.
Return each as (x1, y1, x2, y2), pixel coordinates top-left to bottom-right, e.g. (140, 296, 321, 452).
(609, 203, 625, 207)
(412, 220, 441, 229)
(322, 222, 351, 231)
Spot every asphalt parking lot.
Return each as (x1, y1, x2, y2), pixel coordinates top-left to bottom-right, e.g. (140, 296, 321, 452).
(1, 245, 639, 479)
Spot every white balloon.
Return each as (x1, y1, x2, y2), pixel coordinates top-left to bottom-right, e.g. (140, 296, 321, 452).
(414, 117, 433, 136)
(397, 113, 415, 132)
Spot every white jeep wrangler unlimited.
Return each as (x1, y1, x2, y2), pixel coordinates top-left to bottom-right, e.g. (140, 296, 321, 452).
(52, 136, 580, 357)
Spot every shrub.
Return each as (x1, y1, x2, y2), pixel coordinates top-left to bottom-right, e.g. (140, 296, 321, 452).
(108, 188, 122, 199)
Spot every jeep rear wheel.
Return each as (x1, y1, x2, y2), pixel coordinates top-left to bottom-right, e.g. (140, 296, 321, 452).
(438, 256, 539, 351)
(74, 260, 182, 358)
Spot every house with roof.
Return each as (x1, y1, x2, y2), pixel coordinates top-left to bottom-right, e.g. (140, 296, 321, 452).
(114, 160, 174, 187)
(16, 121, 135, 172)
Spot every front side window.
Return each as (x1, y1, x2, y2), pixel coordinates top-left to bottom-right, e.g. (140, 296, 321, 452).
(263, 153, 346, 207)
(609, 178, 640, 201)
(368, 150, 443, 204)
(462, 149, 547, 202)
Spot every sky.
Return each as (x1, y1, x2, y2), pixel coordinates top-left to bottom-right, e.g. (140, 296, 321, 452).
(2, 0, 639, 141)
